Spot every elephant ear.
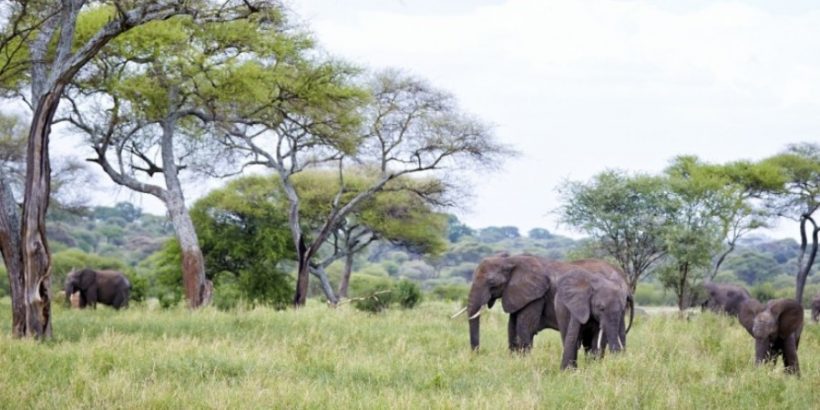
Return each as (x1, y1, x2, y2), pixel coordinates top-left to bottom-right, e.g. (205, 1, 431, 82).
(501, 257, 550, 313)
(738, 298, 765, 337)
(769, 299, 804, 338)
(556, 270, 593, 324)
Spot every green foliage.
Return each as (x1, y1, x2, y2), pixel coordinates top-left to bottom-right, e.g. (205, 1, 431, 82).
(190, 175, 294, 308)
(751, 282, 777, 302)
(348, 274, 395, 313)
(395, 279, 422, 309)
(428, 283, 469, 302)
(0, 266, 7, 297)
(446, 214, 474, 242)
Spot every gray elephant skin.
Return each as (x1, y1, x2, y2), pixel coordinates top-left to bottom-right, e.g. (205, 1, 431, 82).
(64, 268, 131, 309)
(701, 282, 751, 317)
(554, 264, 633, 369)
(739, 298, 803, 375)
(466, 253, 558, 352)
(465, 254, 633, 359)
(811, 294, 820, 322)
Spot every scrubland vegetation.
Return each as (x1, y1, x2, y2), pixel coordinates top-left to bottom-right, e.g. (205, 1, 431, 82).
(1, 298, 818, 409)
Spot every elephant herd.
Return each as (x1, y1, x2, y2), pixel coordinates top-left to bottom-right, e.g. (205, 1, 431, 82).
(457, 253, 633, 369)
(701, 282, 804, 375)
(461, 253, 807, 375)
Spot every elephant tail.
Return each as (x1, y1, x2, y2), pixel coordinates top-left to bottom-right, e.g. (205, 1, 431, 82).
(626, 295, 634, 334)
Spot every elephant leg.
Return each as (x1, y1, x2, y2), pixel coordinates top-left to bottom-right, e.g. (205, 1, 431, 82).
(782, 334, 800, 376)
(560, 319, 581, 370)
(86, 286, 98, 309)
(515, 299, 545, 353)
(508, 313, 520, 351)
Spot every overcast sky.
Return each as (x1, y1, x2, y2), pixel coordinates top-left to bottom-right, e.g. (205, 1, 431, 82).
(279, 0, 819, 239)
(68, 0, 819, 240)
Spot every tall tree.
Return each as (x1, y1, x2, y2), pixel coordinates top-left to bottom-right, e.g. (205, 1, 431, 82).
(558, 170, 669, 291)
(764, 143, 820, 304)
(0, 1, 264, 337)
(665, 156, 782, 280)
(63, 5, 281, 307)
(221, 70, 510, 306)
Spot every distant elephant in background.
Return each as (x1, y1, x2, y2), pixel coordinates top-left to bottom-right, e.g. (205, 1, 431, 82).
(811, 294, 820, 322)
(554, 266, 633, 370)
(64, 268, 131, 309)
(739, 298, 803, 375)
(701, 282, 751, 317)
(465, 253, 561, 352)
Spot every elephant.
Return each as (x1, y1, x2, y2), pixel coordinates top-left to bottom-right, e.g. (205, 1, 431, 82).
(701, 282, 751, 317)
(554, 266, 633, 369)
(811, 294, 820, 322)
(64, 268, 131, 309)
(738, 298, 803, 375)
(465, 253, 561, 352)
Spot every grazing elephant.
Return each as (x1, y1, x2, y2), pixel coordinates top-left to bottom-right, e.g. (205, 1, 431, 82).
(701, 282, 751, 317)
(811, 294, 820, 322)
(554, 267, 632, 369)
(465, 253, 561, 352)
(64, 268, 131, 309)
(738, 298, 803, 375)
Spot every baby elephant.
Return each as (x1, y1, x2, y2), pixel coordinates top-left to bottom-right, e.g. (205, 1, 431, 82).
(64, 268, 131, 309)
(739, 298, 803, 375)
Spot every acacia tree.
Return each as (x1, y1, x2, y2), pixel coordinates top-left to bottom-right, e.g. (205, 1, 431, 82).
(0, 1, 265, 337)
(289, 170, 448, 301)
(221, 70, 510, 306)
(557, 170, 669, 292)
(666, 156, 782, 280)
(63, 6, 283, 307)
(764, 143, 820, 304)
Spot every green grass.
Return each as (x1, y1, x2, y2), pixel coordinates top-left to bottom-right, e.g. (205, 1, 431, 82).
(1, 299, 819, 409)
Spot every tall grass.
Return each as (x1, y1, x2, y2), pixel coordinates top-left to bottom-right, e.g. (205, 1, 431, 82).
(0, 298, 818, 409)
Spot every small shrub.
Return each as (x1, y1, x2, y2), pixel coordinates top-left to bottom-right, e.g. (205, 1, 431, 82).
(429, 283, 469, 302)
(751, 283, 776, 302)
(350, 274, 396, 313)
(213, 282, 242, 311)
(158, 289, 181, 309)
(396, 279, 422, 309)
(352, 290, 394, 313)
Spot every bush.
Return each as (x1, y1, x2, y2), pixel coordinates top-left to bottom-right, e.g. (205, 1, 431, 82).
(158, 288, 182, 309)
(126, 273, 148, 302)
(213, 282, 242, 311)
(429, 283, 469, 302)
(349, 274, 396, 313)
(751, 283, 777, 302)
(396, 279, 422, 309)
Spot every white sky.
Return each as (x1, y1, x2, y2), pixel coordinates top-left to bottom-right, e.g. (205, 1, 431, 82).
(55, 0, 818, 240)
(282, 0, 820, 240)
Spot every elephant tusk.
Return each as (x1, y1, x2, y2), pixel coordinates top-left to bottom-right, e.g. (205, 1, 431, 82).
(618, 335, 624, 350)
(450, 306, 468, 319)
(469, 309, 482, 320)
(597, 328, 604, 351)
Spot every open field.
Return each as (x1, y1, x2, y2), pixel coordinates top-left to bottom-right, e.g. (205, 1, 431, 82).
(1, 299, 819, 409)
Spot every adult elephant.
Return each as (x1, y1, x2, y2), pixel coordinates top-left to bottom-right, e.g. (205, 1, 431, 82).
(554, 266, 633, 369)
(64, 268, 131, 310)
(464, 253, 560, 352)
(738, 298, 803, 375)
(701, 282, 751, 317)
(811, 294, 820, 322)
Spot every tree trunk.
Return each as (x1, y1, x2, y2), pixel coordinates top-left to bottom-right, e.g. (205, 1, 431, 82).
(294, 238, 310, 307)
(309, 265, 338, 305)
(0, 179, 25, 336)
(17, 88, 63, 338)
(161, 116, 210, 308)
(338, 251, 354, 299)
(795, 216, 819, 305)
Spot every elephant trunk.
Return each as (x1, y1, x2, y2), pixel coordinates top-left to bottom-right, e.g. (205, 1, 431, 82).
(605, 315, 623, 353)
(467, 285, 491, 351)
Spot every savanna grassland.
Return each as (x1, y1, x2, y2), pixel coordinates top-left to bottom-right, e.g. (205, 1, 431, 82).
(1, 300, 819, 409)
